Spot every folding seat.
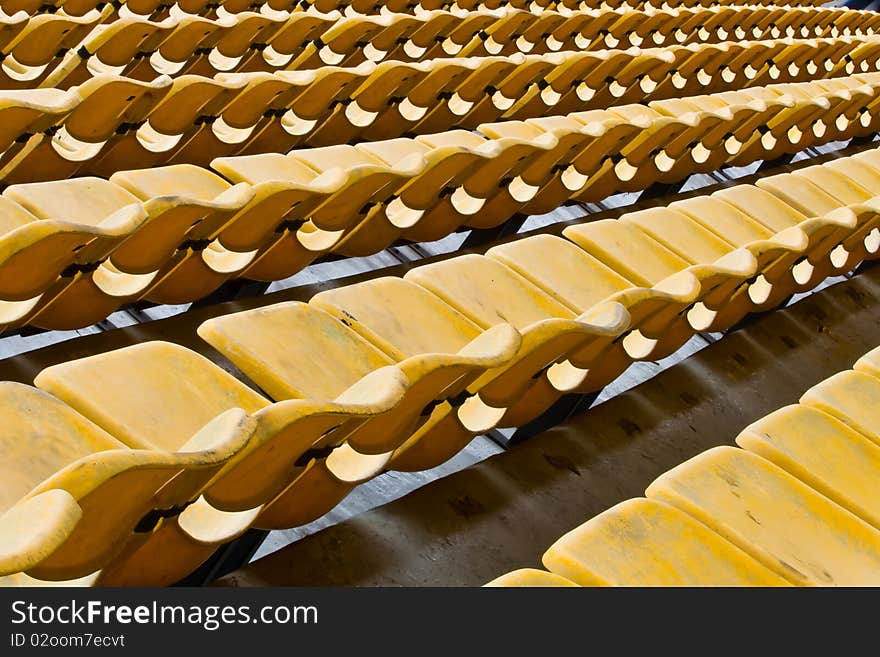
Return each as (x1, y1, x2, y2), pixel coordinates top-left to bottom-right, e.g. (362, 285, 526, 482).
(210, 146, 422, 278)
(855, 346, 880, 378)
(525, 10, 594, 52)
(4, 168, 254, 326)
(40, 16, 177, 89)
(0, 88, 79, 172)
(276, 144, 425, 256)
(32, 341, 405, 584)
(228, 62, 376, 156)
(726, 88, 833, 165)
(239, 11, 336, 71)
(604, 7, 684, 49)
(541, 498, 790, 586)
(417, 9, 506, 60)
(667, 194, 814, 310)
(507, 49, 669, 118)
(356, 58, 477, 141)
(485, 112, 648, 214)
(408, 55, 527, 135)
(400, 128, 559, 236)
(304, 59, 434, 146)
(404, 254, 629, 425)
(804, 77, 877, 138)
(175, 11, 291, 78)
(310, 278, 524, 471)
(87, 74, 250, 175)
(755, 168, 880, 272)
(0, 75, 172, 186)
(685, 5, 741, 43)
(0, 12, 101, 89)
(731, 7, 782, 41)
(623, 204, 809, 329)
(832, 38, 880, 77)
(549, 8, 623, 52)
(711, 184, 858, 291)
(456, 8, 539, 58)
(606, 103, 732, 188)
(640, 41, 744, 101)
(647, 446, 880, 586)
(800, 370, 880, 445)
(121, 14, 228, 80)
(649, 95, 757, 172)
(0, 380, 255, 583)
(377, 10, 462, 62)
(487, 234, 701, 386)
(462, 53, 564, 127)
(0, 197, 145, 331)
(564, 215, 758, 336)
(764, 81, 866, 146)
(349, 137, 499, 245)
(484, 569, 579, 587)
(284, 14, 416, 70)
(736, 405, 880, 531)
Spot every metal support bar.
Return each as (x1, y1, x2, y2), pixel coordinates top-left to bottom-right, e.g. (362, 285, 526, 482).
(174, 529, 269, 586)
(461, 213, 529, 250)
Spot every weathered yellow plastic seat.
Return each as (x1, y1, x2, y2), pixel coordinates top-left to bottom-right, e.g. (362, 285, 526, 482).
(35, 340, 406, 584)
(311, 277, 521, 471)
(603, 103, 726, 189)
(627, 203, 807, 327)
(756, 169, 879, 271)
(647, 446, 880, 586)
(0, 12, 100, 88)
(358, 57, 477, 141)
(2, 75, 172, 186)
(5, 170, 253, 322)
(737, 405, 880, 530)
(800, 370, 880, 444)
(669, 195, 811, 313)
(712, 184, 858, 290)
(487, 233, 700, 367)
(511, 112, 649, 209)
(0, 379, 254, 583)
(0, 88, 79, 171)
(411, 128, 557, 233)
(42, 16, 174, 89)
(213, 144, 423, 268)
(542, 498, 790, 586)
(854, 345, 880, 378)
(228, 63, 376, 155)
(404, 254, 628, 425)
(484, 569, 579, 587)
(352, 137, 493, 246)
(86, 74, 248, 174)
(562, 219, 757, 339)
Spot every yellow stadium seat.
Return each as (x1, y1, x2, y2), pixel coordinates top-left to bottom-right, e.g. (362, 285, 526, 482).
(711, 184, 859, 291)
(542, 498, 790, 586)
(484, 569, 579, 587)
(0, 380, 254, 583)
(800, 370, 880, 444)
(1, 75, 172, 185)
(34, 340, 407, 583)
(486, 233, 699, 383)
(737, 405, 880, 530)
(562, 219, 757, 341)
(855, 346, 880, 378)
(647, 446, 880, 586)
(404, 253, 629, 425)
(310, 277, 522, 470)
